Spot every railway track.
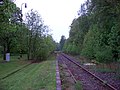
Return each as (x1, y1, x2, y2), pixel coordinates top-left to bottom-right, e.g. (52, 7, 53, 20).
(58, 53, 118, 90)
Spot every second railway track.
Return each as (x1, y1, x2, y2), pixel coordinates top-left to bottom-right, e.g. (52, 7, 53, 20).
(58, 53, 118, 90)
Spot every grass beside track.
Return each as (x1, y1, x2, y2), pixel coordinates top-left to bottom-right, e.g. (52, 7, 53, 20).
(0, 56, 56, 90)
(0, 55, 29, 79)
(75, 81, 83, 90)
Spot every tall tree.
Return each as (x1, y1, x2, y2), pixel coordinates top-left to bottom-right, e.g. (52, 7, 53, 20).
(25, 9, 44, 60)
(0, 0, 20, 60)
(59, 35, 66, 51)
(25, 9, 56, 61)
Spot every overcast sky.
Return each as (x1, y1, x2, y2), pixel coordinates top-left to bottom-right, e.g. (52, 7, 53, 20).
(15, 0, 85, 42)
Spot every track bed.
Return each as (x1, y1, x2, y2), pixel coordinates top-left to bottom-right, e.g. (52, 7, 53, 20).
(57, 53, 119, 90)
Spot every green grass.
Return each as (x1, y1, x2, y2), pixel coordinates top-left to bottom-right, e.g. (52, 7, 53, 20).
(95, 68, 114, 72)
(0, 56, 56, 90)
(75, 81, 83, 90)
(0, 55, 29, 79)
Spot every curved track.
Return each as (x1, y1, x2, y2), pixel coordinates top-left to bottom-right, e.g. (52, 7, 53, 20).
(58, 53, 118, 90)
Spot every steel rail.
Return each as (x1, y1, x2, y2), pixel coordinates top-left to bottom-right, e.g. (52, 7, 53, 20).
(61, 53, 117, 90)
(60, 56, 77, 83)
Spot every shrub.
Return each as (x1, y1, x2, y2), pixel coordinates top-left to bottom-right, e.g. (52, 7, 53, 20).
(95, 46, 113, 63)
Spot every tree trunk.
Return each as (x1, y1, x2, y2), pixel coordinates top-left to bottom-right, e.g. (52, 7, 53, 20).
(27, 53, 30, 60)
(6, 42, 10, 53)
(27, 46, 30, 60)
(31, 33, 37, 60)
(27, 31, 32, 60)
(27, 38, 31, 60)
(3, 44, 6, 60)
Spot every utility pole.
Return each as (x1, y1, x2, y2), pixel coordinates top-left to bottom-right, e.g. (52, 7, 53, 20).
(19, 3, 27, 58)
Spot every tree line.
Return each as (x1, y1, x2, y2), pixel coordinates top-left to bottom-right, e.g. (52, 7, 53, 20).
(0, 0, 56, 61)
(63, 0, 120, 63)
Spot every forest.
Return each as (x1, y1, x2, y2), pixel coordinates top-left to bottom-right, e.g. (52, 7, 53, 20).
(63, 0, 120, 64)
(0, 0, 56, 61)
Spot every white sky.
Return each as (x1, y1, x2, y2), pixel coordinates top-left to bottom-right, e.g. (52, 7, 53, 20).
(15, 0, 85, 42)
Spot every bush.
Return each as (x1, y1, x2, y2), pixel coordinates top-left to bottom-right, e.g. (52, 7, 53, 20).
(33, 37, 55, 61)
(95, 46, 113, 63)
